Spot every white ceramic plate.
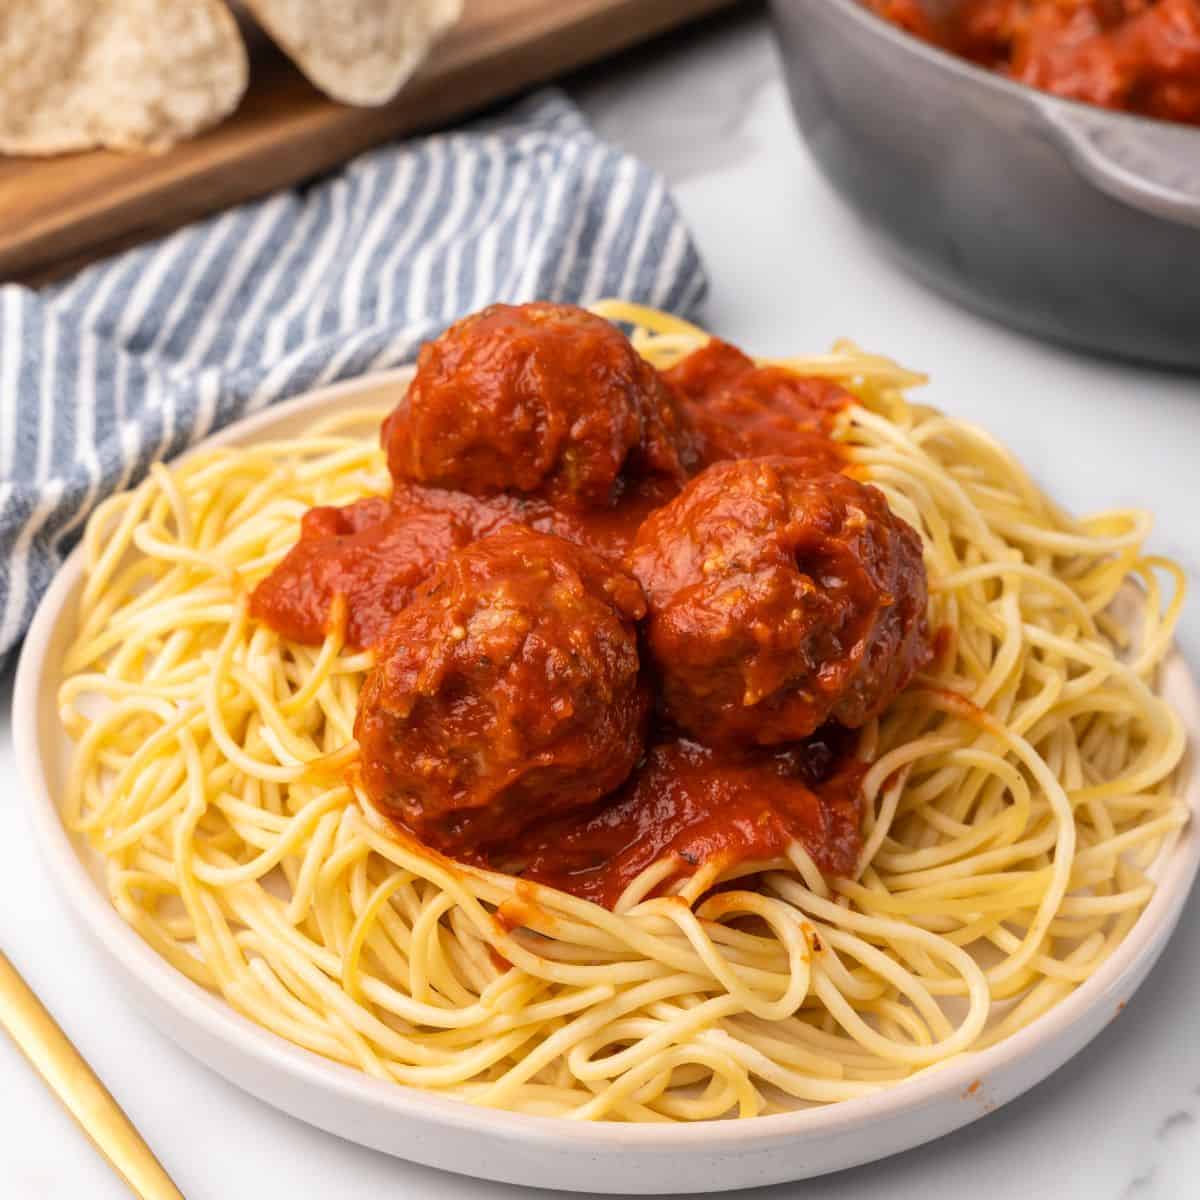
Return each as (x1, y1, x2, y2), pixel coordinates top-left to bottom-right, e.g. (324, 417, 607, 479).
(15, 372, 1200, 1194)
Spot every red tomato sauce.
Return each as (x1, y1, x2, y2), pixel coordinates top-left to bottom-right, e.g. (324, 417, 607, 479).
(249, 493, 478, 649)
(509, 731, 865, 908)
(665, 339, 851, 474)
(868, 0, 1200, 125)
(249, 319, 887, 911)
(249, 476, 679, 650)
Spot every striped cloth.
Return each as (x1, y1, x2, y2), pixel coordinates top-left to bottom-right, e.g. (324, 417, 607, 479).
(0, 90, 706, 658)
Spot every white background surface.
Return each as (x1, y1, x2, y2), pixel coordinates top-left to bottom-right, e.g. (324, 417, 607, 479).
(2, 7, 1198, 1198)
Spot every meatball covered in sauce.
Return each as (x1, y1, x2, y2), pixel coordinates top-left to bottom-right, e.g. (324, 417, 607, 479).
(383, 303, 686, 509)
(354, 528, 650, 855)
(630, 458, 930, 748)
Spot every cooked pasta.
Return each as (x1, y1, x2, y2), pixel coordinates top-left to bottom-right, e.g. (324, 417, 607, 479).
(59, 302, 1187, 1120)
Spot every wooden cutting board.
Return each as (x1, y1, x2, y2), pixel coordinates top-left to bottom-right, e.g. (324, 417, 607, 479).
(0, 0, 732, 285)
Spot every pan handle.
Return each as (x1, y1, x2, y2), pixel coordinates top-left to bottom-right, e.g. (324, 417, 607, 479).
(1039, 100, 1200, 229)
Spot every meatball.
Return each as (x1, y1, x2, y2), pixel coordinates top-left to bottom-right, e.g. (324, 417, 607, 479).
(630, 458, 930, 747)
(354, 528, 650, 855)
(383, 303, 685, 509)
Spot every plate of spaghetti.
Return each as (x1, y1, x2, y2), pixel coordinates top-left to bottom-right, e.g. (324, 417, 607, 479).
(15, 301, 1198, 1193)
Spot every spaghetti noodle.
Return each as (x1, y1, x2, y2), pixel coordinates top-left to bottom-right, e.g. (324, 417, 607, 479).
(59, 302, 1187, 1120)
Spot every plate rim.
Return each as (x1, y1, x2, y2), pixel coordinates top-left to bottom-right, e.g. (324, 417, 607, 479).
(13, 369, 1200, 1156)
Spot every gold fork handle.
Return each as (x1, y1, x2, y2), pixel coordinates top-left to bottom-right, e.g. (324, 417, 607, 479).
(0, 951, 184, 1199)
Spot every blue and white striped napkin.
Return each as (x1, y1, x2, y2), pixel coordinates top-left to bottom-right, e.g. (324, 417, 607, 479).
(0, 89, 706, 658)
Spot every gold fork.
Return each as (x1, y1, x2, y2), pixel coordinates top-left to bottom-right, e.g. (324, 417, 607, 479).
(0, 951, 184, 1199)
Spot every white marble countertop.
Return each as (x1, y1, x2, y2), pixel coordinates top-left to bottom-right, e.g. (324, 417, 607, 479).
(2, 6, 1198, 1198)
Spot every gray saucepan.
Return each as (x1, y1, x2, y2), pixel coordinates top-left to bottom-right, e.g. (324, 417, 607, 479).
(769, 0, 1200, 370)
